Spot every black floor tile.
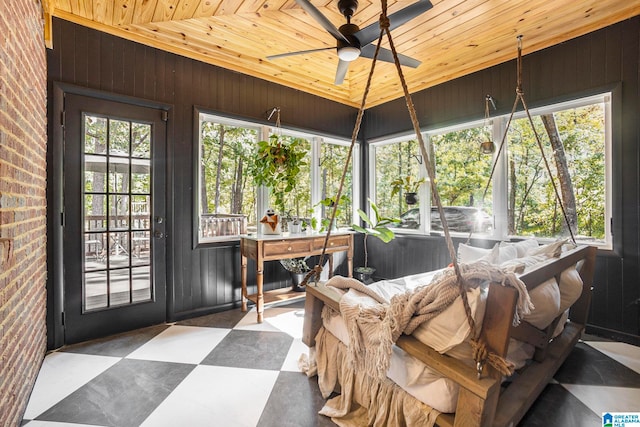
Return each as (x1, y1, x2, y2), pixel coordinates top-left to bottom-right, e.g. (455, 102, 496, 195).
(554, 342, 640, 387)
(201, 329, 293, 370)
(176, 308, 247, 329)
(258, 371, 337, 427)
(35, 359, 195, 427)
(519, 383, 600, 426)
(59, 324, 170, 357)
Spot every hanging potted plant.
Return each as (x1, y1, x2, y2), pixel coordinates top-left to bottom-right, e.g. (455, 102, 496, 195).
(249, 134, 307, 233)
(390, 175, 427, 205)
(351, 199, 400, 283)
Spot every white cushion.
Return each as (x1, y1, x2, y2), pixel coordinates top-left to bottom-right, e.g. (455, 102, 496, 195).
(527, 238, 569, 258)
(523, 278, 561, 329)
(412, 285, 487, 353)
(500, 239, 539, 258)
(558, 267, 583, 312)
(457, 243, 497, 264)
(457, 242, 518, 265)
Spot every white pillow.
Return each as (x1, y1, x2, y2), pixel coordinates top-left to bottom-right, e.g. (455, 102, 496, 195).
(523, 278, 561, 329)
(500, 254, 551, 272)
(558, 267, 583, 312)
(457, 243, 497, 264)
(412, 286, 487, 353)
(527, 238, 569, 258)
(500, 239, 539, 258)
(458, 242, 518, 266)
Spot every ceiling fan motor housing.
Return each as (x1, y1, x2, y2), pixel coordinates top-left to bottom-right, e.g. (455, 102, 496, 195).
(338, 0, 359, 19)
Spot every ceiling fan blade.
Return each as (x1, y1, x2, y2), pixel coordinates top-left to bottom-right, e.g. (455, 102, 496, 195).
(267, 47, 334, 60)
(335, 59, 350, 85)
(354, 0, 433, 46)
(360, 44, 421, 68)
(294, 0, 349, 43)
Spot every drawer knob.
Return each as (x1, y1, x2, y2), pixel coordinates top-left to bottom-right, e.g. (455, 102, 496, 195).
(330, 242, 334, 246)
(288, 246, 292, 251)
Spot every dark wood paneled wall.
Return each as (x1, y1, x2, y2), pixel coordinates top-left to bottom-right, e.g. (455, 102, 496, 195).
(365, 17, 640, 342)
(47, 18, 358, 324)
(48, 16, 639, 342)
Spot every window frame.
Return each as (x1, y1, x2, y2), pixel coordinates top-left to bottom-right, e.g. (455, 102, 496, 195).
(194, 107, 360, 247)
(369, 92, 612, 249)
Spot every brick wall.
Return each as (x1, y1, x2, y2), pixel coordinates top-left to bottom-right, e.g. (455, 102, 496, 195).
(0, 0, 48, 425)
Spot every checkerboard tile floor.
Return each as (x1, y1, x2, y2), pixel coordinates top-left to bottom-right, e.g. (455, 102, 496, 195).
(22, 300, 640, 426)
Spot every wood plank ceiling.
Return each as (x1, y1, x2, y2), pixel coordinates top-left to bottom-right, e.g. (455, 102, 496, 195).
(44, 0, 640, 107)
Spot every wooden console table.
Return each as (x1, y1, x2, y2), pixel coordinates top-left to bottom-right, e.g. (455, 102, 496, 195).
(240, 231, 353, 323)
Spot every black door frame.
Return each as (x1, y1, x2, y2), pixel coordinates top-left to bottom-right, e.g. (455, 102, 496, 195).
(48, 83, 173, 349)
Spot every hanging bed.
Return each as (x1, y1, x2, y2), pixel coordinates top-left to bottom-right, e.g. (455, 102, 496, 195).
(301, 241, 596, 427)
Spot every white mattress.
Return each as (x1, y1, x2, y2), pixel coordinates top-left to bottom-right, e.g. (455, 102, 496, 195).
(322, 270, 536, 413)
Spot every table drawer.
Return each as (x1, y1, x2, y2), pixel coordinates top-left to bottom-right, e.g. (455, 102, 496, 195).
(313, 235, 351, 251)
(263, 239, 313, 257)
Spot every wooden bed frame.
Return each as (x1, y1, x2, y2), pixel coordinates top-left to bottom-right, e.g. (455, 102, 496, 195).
(302, 245, 597, 427)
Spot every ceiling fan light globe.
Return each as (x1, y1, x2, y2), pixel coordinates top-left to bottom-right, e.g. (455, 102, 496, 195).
(338, 46, 360, 61)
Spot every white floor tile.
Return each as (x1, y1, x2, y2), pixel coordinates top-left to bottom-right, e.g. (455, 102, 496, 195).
(281, 338, 310, 372)
(126, 325, 230, 364)
(235, 307, 305, 338)
(140, 365, 279, 427)
(23, 352, 121, 420)
(586, 341, 640, 374)
(562, 384, 640, 415)
(23, 421, 102, 426)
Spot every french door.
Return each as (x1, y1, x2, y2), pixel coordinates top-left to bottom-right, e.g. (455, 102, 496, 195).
(63, 93, 167, 344)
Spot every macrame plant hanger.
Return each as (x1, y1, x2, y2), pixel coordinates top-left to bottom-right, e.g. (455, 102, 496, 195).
(478, 36, 576, 245)
(301, 0, 515, 378)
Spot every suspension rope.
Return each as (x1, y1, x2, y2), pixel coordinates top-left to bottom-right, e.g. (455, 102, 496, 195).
(481, 36, 576, 243)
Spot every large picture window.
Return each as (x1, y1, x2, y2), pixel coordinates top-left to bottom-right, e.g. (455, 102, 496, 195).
(196, 110, 358, 244)
(371, 93, 611, 248)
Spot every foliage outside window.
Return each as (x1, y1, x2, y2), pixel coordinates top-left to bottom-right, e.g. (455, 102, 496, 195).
(373, 138, 425, 223)
(371, 93, 611, 247)
(319, 140, 354, 228)
(198, 114, 259, 241)
(197, 111, 357, 243)
(430, 125, 494, 235)
(506, 101, 608, 242)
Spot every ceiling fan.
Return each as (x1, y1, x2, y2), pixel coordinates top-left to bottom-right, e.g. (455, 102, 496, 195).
(267, 0, 433, 85)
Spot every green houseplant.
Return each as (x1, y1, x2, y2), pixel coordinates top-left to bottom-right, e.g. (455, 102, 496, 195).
(250, 134, 307, 215)
(390, 175, 427, 205)
(310, 195, 350, 232)
(351, 199, 400, 283)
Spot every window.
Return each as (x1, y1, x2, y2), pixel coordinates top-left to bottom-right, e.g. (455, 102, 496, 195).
(371, 93, 611, 248)
(196, 110, 358, 244)
(430, 124, 494, 235)
(372, 137, 426, 227)
(197, 113, 260, 242)
(504, 96, 609, 244)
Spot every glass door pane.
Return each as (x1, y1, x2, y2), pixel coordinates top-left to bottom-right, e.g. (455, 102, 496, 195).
(83, 115, 153, 311)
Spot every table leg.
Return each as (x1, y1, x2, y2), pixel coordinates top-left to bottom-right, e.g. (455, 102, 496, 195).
(256, 258, 264, 323)
(241, 252, 248, 312)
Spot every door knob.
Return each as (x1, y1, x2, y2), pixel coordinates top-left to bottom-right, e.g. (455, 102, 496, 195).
(154, 231, 164, 239)
(155, 216, 164, 224)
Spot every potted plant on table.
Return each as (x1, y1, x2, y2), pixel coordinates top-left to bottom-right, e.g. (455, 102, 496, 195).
(390, 175, 427, 205)
(351, 199, 400, 283)
(249, 134, 307, 233)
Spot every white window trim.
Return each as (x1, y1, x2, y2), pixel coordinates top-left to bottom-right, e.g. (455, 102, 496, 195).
(196, 111, 359, 244)
(370, 93, 612, 249)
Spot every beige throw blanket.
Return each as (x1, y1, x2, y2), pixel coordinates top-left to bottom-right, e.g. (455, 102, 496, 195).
(326, 261, 533, 380)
